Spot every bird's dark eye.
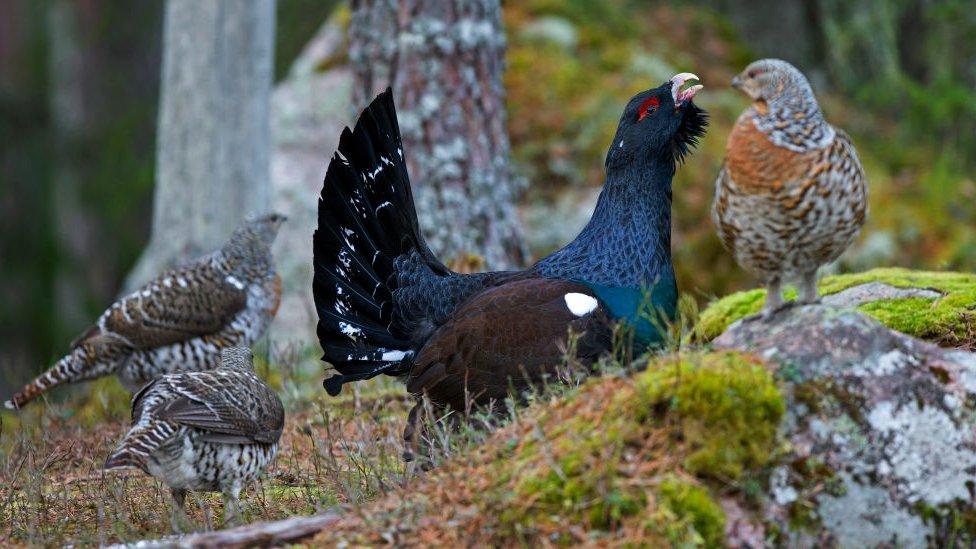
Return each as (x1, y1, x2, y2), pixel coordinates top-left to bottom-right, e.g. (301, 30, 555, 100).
(637, 97, 660, 121)
(748, 69, 762, 78)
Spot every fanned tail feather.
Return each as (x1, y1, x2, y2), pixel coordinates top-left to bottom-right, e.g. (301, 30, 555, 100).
(313, 88, 446, 395)
(104, 421, 178, 471)
(4, 344, 123, 410)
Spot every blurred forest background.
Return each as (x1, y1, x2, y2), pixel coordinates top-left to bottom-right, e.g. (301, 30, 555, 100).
(2, 0, 974, 398)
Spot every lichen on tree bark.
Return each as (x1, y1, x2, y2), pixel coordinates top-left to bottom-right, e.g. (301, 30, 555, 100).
(349, 0, 525, 270)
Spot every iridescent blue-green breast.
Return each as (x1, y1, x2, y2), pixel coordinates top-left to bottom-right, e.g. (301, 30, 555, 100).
(576, 272, 678, 350)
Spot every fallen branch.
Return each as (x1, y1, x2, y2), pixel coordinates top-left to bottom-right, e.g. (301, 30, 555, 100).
(110, 511, 341, 548)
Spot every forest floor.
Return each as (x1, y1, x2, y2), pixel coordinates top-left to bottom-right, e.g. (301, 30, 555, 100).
(2, 325, 753, 547)
(0, 336, 670, 546)
(0, 353, 418, 547)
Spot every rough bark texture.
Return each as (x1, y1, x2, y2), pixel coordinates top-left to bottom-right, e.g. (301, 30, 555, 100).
(348, 0, 525, 269)
(126, 0, 276, 289)
(714, 301, 976, 547)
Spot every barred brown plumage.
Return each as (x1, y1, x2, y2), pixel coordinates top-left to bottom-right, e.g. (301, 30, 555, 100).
(712, 59, 867, 317)
(104, 346, 284, 529)
(4, 213, 286, 410)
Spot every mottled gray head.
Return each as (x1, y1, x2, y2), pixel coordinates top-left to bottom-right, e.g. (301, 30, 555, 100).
(731, 59, 819, 109)
(223, 212, 287, 272)
(234, 212, 287, 248)
(732, 59, 833, 151)
(221, 346, 254, 370)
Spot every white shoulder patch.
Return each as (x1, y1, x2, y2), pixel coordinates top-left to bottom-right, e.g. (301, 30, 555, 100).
(225, 275, 246, 290)
(564, 293, 598, 317)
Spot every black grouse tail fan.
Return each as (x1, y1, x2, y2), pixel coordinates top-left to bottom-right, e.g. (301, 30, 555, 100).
(313, 88, 448, 395)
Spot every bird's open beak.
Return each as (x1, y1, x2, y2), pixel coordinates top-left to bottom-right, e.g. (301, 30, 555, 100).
(671, 72, 703, 106)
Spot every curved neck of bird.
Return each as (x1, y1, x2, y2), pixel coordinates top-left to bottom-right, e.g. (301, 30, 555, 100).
(753, 89, 834, 152)
(536, 160, 674, 288)
(215, 241, 272, 280)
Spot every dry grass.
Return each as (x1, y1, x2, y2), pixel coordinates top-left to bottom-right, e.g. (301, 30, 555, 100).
(1, 320, 707, 546)
(0, 346, 416, 547)
(314, 351, 781, 547)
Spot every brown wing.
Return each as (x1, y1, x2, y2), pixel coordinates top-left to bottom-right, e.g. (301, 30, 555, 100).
(159, 369, 284, 445)
(79, 263, 248, 350)
(406, 278, 613, 411)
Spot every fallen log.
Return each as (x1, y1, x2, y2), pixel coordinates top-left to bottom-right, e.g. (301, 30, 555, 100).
(109, 511, 342, 549)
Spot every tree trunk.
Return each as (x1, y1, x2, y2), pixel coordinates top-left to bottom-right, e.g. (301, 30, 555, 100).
(349, 0, 525, 270)
(48, 0, 101, 332)
(126, 0, 276, 289)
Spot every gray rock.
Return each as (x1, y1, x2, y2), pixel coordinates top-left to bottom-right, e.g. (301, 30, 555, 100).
(518, 16, 578, 50)
(821, 281, 942, 308)
(714, 305, 976, 547)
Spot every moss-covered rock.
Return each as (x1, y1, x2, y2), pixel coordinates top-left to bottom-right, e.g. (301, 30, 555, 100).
(714, 302, 976, 547)
(698, 268, 976, 346)
(657, 478, 727, 547)
(322, 351, 782, 546)
(500, 352, 781, 542)
(633, 352, 784, 481)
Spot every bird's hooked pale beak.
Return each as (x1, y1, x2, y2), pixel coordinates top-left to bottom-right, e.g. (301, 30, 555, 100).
(671, 72, 703, 106)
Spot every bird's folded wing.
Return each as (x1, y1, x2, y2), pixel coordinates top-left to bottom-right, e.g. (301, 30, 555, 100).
(407, 278, 612, 408)
(79, 264, 248, 350)
(159, 372, 284, 444)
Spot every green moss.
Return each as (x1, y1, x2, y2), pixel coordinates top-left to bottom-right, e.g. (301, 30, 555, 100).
(658, 478, 727, 548)
(915, 502, 976, 546)
(697, 268, 976, 345)
(498, 352, 782, 542)
(634, 352, 785, 480)
(504, 408, 641, 534)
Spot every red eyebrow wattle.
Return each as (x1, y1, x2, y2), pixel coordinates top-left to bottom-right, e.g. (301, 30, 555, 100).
(638, 97, 660, 120)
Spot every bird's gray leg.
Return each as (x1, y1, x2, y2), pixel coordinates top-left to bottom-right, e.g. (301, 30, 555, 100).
(740, 278, 785, 323)
(222, 482, 242, 526)
(799, 270, 820, 304)
(759, 278, 788, 319)
(169, 488, 191, 533)
(402, 399, 423, 463)
(764, 278, 784, 313)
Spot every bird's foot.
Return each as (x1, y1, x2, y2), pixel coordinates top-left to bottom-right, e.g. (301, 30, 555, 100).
(797, 296, 823, 306)
(740, 301, 798, 324)
(768, 300, 800, 316)
(739, 312, 766, 324)
(170, 510, 194, 534)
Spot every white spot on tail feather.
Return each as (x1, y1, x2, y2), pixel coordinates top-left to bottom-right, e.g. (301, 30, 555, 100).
(366, 164, 384, 180)
(564, 293, 598, 317)
(381, 350, 407, 362)
(339, 322, 362, 338)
